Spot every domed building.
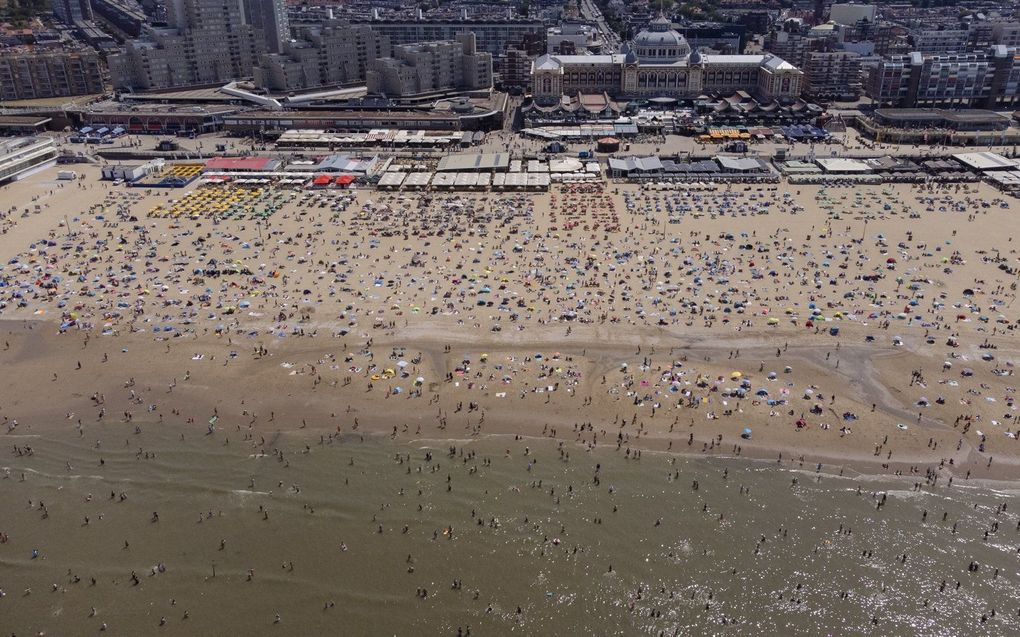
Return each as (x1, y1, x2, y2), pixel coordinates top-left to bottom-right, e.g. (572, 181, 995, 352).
(631, 14, 691, 63)
(531, 14, 802, 103)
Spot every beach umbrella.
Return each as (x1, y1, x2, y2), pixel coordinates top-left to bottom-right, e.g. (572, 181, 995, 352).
(741, 427, 752, 439)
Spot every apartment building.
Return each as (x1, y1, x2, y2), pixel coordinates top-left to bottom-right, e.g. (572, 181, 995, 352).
(802, 50, 862, 100)
(867, 47, 1020, 108)
(254, 22, 391, 92)
(353, 19, 546, 57)
(912, 22, 1020, 54)
(0, 46, 107, 100)
(243, 0, 290, 54)
(108, 0, 286, 90)
(52, 0, 94, 25)
(367, 33, 492, 97)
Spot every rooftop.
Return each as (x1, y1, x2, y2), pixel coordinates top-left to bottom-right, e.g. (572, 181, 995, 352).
(874, 108, 1010, 124)
(204, 157, 281, 171)
(717, 156, 767, 171)
(952, 152, 1018, 171)
(437, 153, 511, 171)
(86, 101, 237, 115)
(700, 54, 766, 65)
(816, 157, 871, 173)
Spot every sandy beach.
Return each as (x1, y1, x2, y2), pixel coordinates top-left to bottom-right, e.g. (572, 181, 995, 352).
(1, 163, 1016, 474)
(1, 159, 1019, 633)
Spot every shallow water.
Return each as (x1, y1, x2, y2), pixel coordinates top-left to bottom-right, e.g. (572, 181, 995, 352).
(1, 423, 1018, 635)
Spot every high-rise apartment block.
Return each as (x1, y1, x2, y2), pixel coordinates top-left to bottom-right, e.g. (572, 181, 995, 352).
(52, 0, 94, 25)
(243, 0, 289, 54)
(108, 0, 288, 90)
(867, 47, 1020, 108)
(352, 18, 546, 57)
(0, 45, 107, 99)
(253, 22, 391, 92)
(90, 0, 146, 38)
(802, 50, 861, 100)
(366, 32, 492, 97)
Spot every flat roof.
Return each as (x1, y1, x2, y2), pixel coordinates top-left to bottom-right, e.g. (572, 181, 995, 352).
(941, 111, 1010, 123)
(227, 110, 454, 122)
(608, 156, 663, 172)
(874, 108, 1010, 124)
(437, 153, 511, 172)
(403, 172, 433, 186)
(549, 158, 584, 172)
(779, 160, 821, 174)
(952, 152, 1017, 171)
(816, 157, 871, 173)
(717, 156, 765, 171)
(377, 173, 406, 187)
(205, 157, 279, 171)
(0, 115, 51, 126)
(874, 108, 942, 120)
(701, 54, 766, 65)
(87, 101, 238, 115)
(122, 87, 238, 102)
(315, 154, 379, 173)
(0, 94, 103, 108)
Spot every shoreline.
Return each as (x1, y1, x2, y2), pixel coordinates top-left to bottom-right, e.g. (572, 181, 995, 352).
(3, 317, 1016, 481)
(1, 166, 1018, 485)
(3, 162, 1020, 635)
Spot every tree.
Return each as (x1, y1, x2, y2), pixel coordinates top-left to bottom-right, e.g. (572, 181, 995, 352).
(1, 0, 50, 27)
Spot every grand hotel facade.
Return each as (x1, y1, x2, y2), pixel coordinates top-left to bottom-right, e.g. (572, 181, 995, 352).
(531, 15, 803, 102)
